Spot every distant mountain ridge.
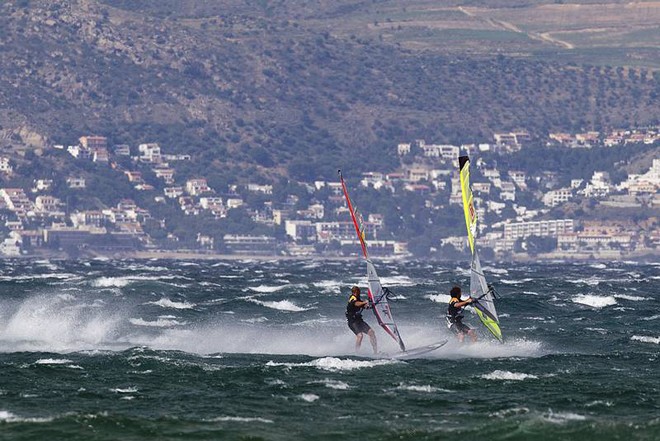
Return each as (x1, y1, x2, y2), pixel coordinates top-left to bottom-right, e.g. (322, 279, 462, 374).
(0, 0, 658, 181)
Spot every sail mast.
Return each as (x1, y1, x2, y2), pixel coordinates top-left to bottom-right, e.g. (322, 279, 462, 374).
(338, 170, 406, 351)
(458, 157, 503, 342)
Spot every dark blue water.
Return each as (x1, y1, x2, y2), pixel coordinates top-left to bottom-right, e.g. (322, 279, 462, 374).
(0, 258, 658, 440)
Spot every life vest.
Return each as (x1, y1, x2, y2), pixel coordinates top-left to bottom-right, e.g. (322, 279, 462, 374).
(446, 296, 464, 322)
(346, 295, 363, 321)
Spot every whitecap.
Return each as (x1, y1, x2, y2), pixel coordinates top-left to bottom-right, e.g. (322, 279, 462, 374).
(211, 416, 273, 423)
(572, 295, 617, 308)
(266, 357, 399, 372)
(241, 317, 269, 323)
(249, 285, 289, 293)
(147, 298, 196, 309)
(248, 299, 309, 312)
(375, 276, 417, 287)
(396, 383, 450, 393)
(316, 379, 350, 390)
(490, 407, 530, 418)
(110, 387, 138, 393)
(585, 328, 607, 334)
(614, 294, 649, 302)
(483, 266, 509, 275)
(426, 294, 450, 303)
(500, 278, 532, 285)
(300, 394, 320, 402)
(34, 358, 73, 365)
(481, 370, 538, 381)
(311, 280, 341, 293)
(129, 318, 187, 327)
(0, 410, 53, 423)
(543, 410, 587, 424)
(631, 335, 660, 345)
(642, 315, 660, 321)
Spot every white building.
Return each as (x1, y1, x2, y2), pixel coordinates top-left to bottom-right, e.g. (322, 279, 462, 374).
(67, 177, 86, 189)
(583, 171, 611, 198)
(504, 219, 575, 240)
(542, 188, 573, 207)
(247, 184, 273, 194)
(138, 143, 162, 163)
(285, 220, 317, 242)
(185, 178, 212, 196)
(0, 157, 12, 174)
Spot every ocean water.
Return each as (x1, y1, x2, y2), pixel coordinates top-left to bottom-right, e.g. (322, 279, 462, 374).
(0, 258, 658, 440)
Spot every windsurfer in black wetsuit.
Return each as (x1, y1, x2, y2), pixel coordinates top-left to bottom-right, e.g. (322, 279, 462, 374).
(446, 286, 478, 343)
(346, 286, 378, 354)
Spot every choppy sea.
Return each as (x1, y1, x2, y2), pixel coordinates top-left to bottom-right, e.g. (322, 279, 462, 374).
(0, 258, 658, 440)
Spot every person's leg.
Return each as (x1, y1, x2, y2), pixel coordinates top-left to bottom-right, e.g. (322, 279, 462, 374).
(367, 329, 377, 354)
(468, 329, 477, 342)
(457, 331, 465, 343)
(355, 333, 364, 351)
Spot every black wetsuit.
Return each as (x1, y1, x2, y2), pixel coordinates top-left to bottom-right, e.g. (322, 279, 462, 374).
(346, 295, 372, 335)
(447, 297, 471, 334)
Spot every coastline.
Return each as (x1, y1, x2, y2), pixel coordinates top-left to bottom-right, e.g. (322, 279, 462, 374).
(3, 248, 658, 264)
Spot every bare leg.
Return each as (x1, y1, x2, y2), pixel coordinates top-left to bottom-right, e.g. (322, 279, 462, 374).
(468, 329, 477, 343)
(457, 332, 465, 343)
(355, 333, 364, 352)
(367, 329, 377, 354)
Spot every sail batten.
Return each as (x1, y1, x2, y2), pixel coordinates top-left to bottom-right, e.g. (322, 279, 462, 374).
(458, 156, 503, 342)
(339, 170, 406, 351)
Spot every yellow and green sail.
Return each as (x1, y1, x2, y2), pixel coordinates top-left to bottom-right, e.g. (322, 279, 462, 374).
(458, 156, 503, 342)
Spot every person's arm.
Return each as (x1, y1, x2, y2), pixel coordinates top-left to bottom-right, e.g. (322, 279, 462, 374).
(454, 298, 473, 308)
(355, 299, 370, 309)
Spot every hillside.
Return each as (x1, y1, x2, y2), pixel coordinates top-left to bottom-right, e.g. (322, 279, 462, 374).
(0, 0, 658, 182)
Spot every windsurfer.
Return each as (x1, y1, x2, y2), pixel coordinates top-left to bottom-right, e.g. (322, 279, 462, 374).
(346, 286, 378, 354)
(446, 286, 478, 343)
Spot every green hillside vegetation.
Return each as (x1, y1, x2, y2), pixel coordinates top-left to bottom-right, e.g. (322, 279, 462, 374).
(0, 0, 658, 184)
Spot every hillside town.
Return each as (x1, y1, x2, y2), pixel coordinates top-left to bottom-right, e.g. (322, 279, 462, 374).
(0, 128, 658, 261)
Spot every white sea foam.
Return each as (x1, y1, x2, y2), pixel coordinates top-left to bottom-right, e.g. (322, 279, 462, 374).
(572, 294, 617, 308)
(585, 328, 608, 334)
(248, 299, 308, 312)
(0, 273, 78, 282)
(396, 383, 450, 393)
(376, 275, 417, 287)
(249, 285, 289, 293)
(631, 335, 660, 345)
(317, 379, 350, 390)
(311, 280, 341, 293)
(481, 370, 538, 381)
(614, 294, 649, 302)
(500, 278, 532, 285)
(34, 358, 73, 365)
(542, 410, 587, 424)
(300, 393, 320, 402)
(211, 416, 273, 423)
(426, 294, 451, 303)
(147, 298, 196, 309)
(129, 318, 187, 327)
(241, 317, 269, 323)
(483, 266, 509, 275)
(0, 410, 53, 423)
(110, 387, 138, 393)
(490, 407, 530, 418)
(266, 357, 399, 372)
(642, 314, 660, 321)
(91, 275, 181, 288)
